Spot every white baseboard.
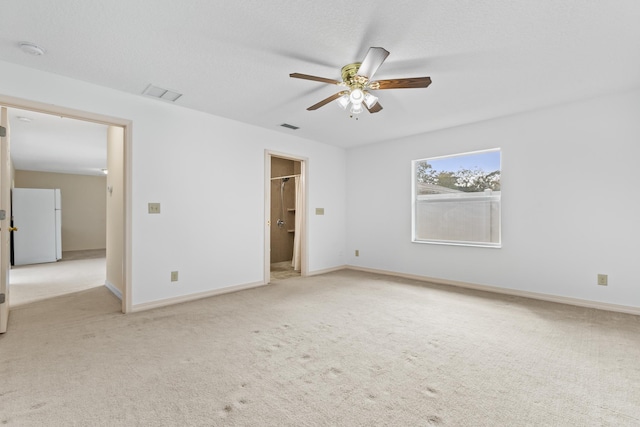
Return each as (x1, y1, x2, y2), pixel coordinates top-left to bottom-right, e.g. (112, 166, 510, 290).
(307, 264, 348, 277)
(105, 280, 122, 300)
(130, 281, 268, 313)
(346, 265, 640, 316)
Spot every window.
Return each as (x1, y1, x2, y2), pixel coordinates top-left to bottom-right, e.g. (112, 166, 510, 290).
(412, 149, 501, 247)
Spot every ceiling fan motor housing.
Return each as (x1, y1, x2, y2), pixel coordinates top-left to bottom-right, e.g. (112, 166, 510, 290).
(341, 63, 380, 91)
(341, 63, 361, 84)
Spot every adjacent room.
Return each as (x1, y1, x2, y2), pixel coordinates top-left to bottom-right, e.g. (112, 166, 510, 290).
(8, 109, 111, 306)
(0, 1, 638, 425)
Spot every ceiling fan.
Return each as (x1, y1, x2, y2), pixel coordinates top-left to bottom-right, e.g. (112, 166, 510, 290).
(290, 47, 432, 116)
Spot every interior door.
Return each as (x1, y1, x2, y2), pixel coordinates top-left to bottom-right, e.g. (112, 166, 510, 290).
(1, 107, 11, 333)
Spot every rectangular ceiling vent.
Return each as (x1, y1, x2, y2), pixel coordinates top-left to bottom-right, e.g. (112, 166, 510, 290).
(280, 123, 299, 130)
(142, 84, 182, 102)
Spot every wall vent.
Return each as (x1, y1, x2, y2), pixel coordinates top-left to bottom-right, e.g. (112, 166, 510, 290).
(280, 123, 299, 130)
(142, 84, 182, 102)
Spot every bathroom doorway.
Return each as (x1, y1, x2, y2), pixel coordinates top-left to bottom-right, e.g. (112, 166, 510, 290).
(265, 152, 306, 282)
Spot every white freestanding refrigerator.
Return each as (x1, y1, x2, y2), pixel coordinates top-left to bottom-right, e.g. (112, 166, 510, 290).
(12, 188, 62, 265)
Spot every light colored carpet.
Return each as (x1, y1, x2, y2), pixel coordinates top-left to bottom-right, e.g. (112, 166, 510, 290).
(9, 251, 106, 306)
(1, 270, 639, 426)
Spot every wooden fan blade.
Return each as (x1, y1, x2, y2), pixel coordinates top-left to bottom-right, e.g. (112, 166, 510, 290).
(365, 102, 383, 113)
(356, 47, 390, 80)
(375, 77, 432, 89)
(307, 92, 344, 110)
(290, 73, 341, 85)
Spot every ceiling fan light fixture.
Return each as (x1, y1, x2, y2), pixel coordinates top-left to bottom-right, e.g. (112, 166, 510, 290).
(350, 103, 363, 114)
(364, 92, 378, 109)
(349, 88, 364, 105)
(337, 94, 350, 110)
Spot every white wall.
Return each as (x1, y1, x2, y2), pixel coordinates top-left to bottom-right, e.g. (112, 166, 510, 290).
(0, 61, 347, 307)
(347, 89, 640, 308)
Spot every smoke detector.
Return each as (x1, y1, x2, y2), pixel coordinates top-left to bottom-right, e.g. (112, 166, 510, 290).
(19, 42, 46, 56)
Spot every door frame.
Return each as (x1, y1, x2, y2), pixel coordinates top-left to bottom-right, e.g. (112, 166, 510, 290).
(264, 150, 308, 283)
(0, 94, 132, 313)
(1, 107, 11, 333)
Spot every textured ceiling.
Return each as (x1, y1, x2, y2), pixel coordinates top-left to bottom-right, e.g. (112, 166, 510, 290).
(7, 109, 108, 176)
(1, 1, 640, 173)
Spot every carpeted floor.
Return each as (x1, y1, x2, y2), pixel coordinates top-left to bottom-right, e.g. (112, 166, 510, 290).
(1, 270, 639, 426)
(9, 250, 106, 306)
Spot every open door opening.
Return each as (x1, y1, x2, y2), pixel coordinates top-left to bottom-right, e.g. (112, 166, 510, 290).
(0, 95, 131, 334)
(265, 151, 307, 283)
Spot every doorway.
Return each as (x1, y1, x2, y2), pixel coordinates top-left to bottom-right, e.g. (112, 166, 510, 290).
(0, 94, 130, 322)
(9, 110, 108, 306)
(265, 151, 307, 282)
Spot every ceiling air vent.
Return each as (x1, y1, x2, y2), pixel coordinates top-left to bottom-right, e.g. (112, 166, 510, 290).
(142, 84, 182, 102)
(280, 123, 299, 130)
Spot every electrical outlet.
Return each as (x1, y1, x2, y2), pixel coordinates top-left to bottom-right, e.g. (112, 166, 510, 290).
(355, 250, 359, 257)
(597, 274, 607, 286)
(171, 271, 179, 282)
(148, 202, 161, 214)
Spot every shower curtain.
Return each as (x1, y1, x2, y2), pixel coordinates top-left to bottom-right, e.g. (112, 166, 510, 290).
(292, 176, 303, 271)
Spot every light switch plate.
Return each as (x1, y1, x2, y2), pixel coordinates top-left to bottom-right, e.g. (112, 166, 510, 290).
(315, 208, 324, 215)
(148, 203, 161, 214)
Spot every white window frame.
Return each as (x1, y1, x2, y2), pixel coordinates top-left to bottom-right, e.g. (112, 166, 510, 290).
(411, 148, 502, 248)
